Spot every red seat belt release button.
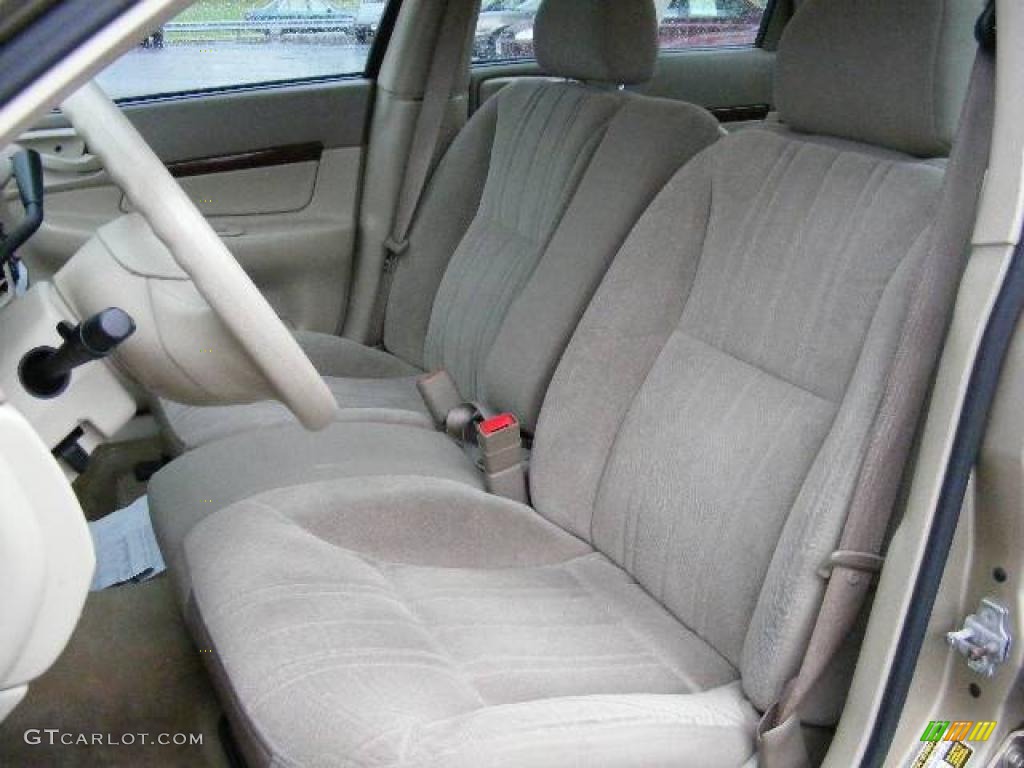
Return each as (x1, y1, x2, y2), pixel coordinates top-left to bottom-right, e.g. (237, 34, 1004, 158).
(479, 412, 517, 436)
(475, 413, 528, 503)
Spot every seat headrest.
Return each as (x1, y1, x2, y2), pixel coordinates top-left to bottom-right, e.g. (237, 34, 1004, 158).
(534, 0, 658, 86)
(775, 0, 981, 157)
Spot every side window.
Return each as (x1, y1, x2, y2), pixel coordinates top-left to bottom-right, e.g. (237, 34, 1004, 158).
(470, 0, 769, 66)
(659, 0, 767, 50)
(472, 0, 540, 64)
(97, 0, 380, 100)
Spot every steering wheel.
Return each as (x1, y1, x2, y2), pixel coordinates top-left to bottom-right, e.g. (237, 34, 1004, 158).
(60, 81, 336, 431)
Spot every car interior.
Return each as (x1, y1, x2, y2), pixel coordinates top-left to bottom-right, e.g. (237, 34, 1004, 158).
(1, 0, 1023, 766)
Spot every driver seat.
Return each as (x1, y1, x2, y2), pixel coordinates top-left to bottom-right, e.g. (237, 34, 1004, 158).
(156, 0, 722, 453)
(178, 0, 981, 764)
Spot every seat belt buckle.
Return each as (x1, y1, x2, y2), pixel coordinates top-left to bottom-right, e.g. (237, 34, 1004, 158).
(476, 413, 528, 503)
(415, 369, 484, 440)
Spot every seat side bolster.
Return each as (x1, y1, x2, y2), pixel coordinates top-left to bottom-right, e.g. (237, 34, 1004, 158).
(740, 246, 926, 720)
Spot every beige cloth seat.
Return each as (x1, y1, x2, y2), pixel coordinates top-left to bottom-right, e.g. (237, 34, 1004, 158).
(159, 337, 430, 451)
(188, 477, 757, 767)
(155, 421, 485, 602)
(156, 0, 722, 452)
(162, 0, 982, 764)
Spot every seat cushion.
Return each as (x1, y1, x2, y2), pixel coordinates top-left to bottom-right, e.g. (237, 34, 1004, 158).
(156, 331, 431, 452)
(158, 374, 432, 453)
(151, 423, 485, 604)
(186, 476, 754, 767)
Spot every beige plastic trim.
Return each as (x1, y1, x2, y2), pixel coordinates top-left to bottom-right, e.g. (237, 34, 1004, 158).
(343, 0, 474, 341)
(0, 393, 94, 722)
(0, 282, 136, 452)
(8, 145, 361, 332)
(53, 215, 279, 407)
(59, 82, 335, 430)
(119, 162, 319, 218)
(0, 688, 27, 724)
(824, 2, 1024, 765)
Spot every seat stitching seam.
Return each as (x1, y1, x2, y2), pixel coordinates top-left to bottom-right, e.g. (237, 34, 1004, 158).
(752, 147, 845, 369)
(565, 558, 722, 693)
(469, 96, 615, 398)
(581, 144, 727, 546)
(678, 330, 837, 405)
(789, 158, 894, 388)
(691, 137, 799, 345)
(423, 85, 545, 372)
(380, 560, 489, 708)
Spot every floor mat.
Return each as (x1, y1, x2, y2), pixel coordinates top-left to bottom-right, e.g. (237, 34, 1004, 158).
(0, 576, 228, 768)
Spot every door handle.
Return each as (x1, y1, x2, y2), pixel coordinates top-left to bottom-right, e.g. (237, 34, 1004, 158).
(212, 223, 245, 238)
(17, 128, 102, 176)
(39, 152, 102, 174)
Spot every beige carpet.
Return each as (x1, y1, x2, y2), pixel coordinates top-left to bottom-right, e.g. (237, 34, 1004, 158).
(0, 576, 229, 767)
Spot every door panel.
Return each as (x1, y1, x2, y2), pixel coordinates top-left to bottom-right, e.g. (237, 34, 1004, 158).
(124, 159, 320, 217)
(7, 79, 372, 333)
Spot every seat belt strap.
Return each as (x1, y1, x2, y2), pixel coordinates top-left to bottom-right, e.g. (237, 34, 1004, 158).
(369, 0, 478, 344)
(757, 26, 996, 768)
(418, 369, 465, 425)
(417, 368, 485, 439)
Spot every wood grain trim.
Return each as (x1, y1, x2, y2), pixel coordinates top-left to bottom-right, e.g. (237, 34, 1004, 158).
(167, 142, 323, 178)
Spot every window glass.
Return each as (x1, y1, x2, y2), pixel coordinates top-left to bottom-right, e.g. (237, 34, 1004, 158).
(471, 0, 769, 65)
(659, 0, 766, 49)
(97, 0, 771, 98)
(97, 0, 378, 100)
(472, 0, 540, 63)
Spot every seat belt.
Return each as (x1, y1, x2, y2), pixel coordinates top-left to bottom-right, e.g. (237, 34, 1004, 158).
(417, 368, 490, 440)
(369, 0, 478, 344)
(757, 19, 996, 768)
(417, 368, 528, 502)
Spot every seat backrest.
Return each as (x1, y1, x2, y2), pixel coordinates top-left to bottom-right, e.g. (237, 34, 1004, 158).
(382, 0, 722, 429)
(530, 0, 981, 720)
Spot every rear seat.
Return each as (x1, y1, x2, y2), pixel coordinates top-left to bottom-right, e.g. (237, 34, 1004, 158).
(156, 0, 722, 452)
(154, 0, 983, 764)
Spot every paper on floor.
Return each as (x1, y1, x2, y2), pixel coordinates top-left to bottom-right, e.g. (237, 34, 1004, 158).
(88, 495, 166, 591)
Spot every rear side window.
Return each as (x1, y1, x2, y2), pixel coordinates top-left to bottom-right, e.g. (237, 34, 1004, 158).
(472, 0, 541, 64)
(97, 0, 379, 100)
(660, 0, 765, 49)
(471, 0, 768, 65)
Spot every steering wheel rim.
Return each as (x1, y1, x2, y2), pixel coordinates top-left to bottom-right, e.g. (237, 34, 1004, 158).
(60, 81, 335, 430)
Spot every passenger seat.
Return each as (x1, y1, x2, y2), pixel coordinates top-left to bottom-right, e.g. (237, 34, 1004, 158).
(156, 0, 722, 452)
(166, 0, 983, 764)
